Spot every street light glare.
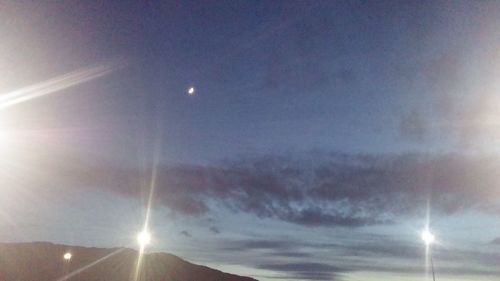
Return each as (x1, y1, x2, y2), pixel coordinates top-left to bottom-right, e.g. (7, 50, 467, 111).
(421, 230, 435, 245)
(63, 252, 72, 261)
(137, 230, 151, 247)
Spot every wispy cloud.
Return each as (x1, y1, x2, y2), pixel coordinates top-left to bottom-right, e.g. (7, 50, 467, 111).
(221, 236, 500, 279)
(209, 226, 220, 235)
(256, 262, 344, 280)
(18, 151, 500, 228)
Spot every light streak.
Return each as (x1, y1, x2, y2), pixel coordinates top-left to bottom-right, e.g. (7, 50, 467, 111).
(133, 136, 162, 281)
(56, 248, 124, 281)
(0, 60, 126, 109)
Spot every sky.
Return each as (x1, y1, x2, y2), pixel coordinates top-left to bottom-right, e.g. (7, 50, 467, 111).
(1, 1, 500, 280)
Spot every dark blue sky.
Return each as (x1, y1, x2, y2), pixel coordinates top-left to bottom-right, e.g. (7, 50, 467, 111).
(1, 1, 500, 280)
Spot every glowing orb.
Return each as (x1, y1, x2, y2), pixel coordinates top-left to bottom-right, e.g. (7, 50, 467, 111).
(137, 230, 151, 247)
(421, 230, 435, 245)
(187, 87, 195, 95)
(63, 252, 72, 261)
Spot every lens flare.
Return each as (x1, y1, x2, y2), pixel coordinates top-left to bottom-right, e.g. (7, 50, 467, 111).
(0, 60, 126, 109)
(421, 230, 435, 245)
(137, 230, 151, 247)
(133, 137, 162, 281)
(63, 252, 72, 261)
(56, 248, 124, 281)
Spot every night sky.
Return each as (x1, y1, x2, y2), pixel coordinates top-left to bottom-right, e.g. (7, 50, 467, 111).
(1, 1, 500, 280)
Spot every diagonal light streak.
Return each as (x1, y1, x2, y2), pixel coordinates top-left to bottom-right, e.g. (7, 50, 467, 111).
(55, 248, 125, 281)
(0, 60, 126, 109)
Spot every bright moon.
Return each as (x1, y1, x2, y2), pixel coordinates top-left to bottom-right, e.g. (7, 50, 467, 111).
(187, 87, 195, 95)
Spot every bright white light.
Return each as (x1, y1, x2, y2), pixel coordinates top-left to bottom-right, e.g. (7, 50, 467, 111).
(187, 87, 195, 95)
(0, 61, 126, 109)
(63, 252, 72, 261)
(421, 230, 435, 245)
(137, 230, 151, 247)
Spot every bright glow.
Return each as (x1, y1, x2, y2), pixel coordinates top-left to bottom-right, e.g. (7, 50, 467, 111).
(56, 249, 124, 281)
(188, 87, 195, 95)
(137, 230, 151, 247)
(421, 230, 435, 245)
(63, 252, 72, 261)
(0, 61, 125, 109)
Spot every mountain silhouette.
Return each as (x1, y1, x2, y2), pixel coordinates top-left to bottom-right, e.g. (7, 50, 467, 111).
(0, 242, 257, 281)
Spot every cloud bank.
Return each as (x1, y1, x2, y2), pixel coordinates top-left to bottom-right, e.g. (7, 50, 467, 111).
(20, 151, 500, 228)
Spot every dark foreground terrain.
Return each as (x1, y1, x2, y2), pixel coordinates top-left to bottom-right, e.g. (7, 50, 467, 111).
(0, 242, 257, 281)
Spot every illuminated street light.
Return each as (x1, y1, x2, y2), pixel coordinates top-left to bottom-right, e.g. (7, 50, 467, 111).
(63, 252, 72, 261)
(137, 230, 151, 248)
(421, 229, 436, 281)
(421, 230, 435, 245)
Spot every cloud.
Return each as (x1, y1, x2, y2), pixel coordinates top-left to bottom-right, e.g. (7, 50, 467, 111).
(223, 240, 295, 252)
(223, 236, 500, 279)
(209, 226, 220, 235)
(223, 240, 313, 259)
(15, 151, 500, 228)
(269, 251, 312, 258)
(491, 237, 500, 245)
(153, 153, 499, 226)
(180, 230, 192, 238)
(258, 262, 344, 272)
(256, 262, 344, 281)
(222, 237, 421, 261)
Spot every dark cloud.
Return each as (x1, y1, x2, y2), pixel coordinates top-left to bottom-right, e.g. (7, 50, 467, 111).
(178, 152, 498, 225)
(223, 237, 421, 261)
(282, 207, 386, 227)
(180, 230, 192, 238)
(223, 240, 295, 252)
(491, 237, 500, 245)
(209, 226, 220, 235)
(255, 272, 340, 281)
(224, 236, 500, 279)
(20, 151, 500, 228)
(335, 239, 421, 260)
(269, 251, 312, 258)
(257, 262, 344, 281)
(258, 262, 343, 272)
